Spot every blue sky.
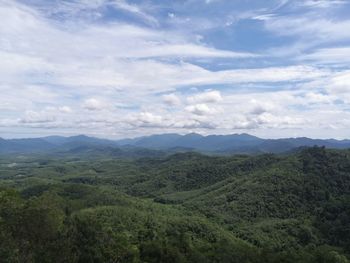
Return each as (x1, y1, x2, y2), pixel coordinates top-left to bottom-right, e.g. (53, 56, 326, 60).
(1, 0, 350, 139)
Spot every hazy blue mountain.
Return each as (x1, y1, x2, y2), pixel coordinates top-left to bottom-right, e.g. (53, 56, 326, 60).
(117, 133, 264, 152)
(1, 133, 350, 155)
(0, 137, 55, 153)
(0, 135, 117, 154)
(116, 133, 262, 151)
(116, 133, 350, 154)
(43, 135, 116, 146)
(199, 133, 262, 151)
(264, 138, 350, 152)
(41, 135, 70, 145)
(119, 133, 182, 148)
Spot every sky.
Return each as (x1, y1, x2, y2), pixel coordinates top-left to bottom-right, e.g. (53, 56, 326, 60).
(1, 0, 350, 139)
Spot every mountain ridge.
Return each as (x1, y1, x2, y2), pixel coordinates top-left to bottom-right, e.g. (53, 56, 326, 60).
(1, 133, 350, 155)
(115, 133, 350, 153)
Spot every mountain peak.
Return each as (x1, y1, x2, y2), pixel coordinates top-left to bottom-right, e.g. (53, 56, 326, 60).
(183, 132, 203, 138)
(69, 135, 91, 139)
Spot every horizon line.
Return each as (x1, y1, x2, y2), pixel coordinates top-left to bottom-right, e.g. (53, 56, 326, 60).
(1, 132, 349, 142)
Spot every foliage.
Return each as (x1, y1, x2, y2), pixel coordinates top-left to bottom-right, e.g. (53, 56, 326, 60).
(0, 147, 349, 262)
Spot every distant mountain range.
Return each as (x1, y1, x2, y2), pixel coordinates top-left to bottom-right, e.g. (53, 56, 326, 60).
(1, 133, 350, 155)
(116, 133, 350, 154)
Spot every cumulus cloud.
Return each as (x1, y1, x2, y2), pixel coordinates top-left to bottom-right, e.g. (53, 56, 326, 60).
(172, 119, 216, 129)
(328, 71, 350, 94)
(58, 106, 72, 113)
(247, 99, 276, 116)
(130, 112, 164, 128)
(83, 98, 105, 111)
(187, 90, 222, 104)
(256, 113, 306, 128)
(186, 103, 217, 116)
(162, 93, 181, 106)
(249, 105, 268, 116)
(323, 71, 350, 103)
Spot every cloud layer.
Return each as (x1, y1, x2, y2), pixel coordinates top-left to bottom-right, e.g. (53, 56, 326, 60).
(1, 0, 350, 139)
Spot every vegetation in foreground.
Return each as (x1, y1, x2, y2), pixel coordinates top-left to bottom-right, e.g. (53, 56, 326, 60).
(0, 146, 349, 262)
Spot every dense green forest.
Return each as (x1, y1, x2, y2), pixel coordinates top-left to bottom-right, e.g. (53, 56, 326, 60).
(0, 146, 349, 262)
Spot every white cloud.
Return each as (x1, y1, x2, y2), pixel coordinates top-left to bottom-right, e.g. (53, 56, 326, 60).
(111, 0, 158, 26)
(59, 106, 72, 113)
(248, 100, 274, 115)
(325, 71, 350, 102)
(299, 0, 347, 8)
(303, 92, 333, 104)
(172, 119, 216, 129)
(130, 112, 164, 128)
(303, 47, 350, 64)
(83, 98, 105, 111)
(199, 65, 327, 84)
(186, 103, 217, 116)
(263, 16, 350, 45)
(20, 110, 56, 124)
(330, 72, 350, 94)
(187, 90, 222, 104)
(1, 0, 350, 139)
(163, 93, 181, 106)
(22, 0, 158, 25)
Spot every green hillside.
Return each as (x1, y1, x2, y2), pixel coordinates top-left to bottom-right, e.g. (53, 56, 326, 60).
(0, 147, 349, 262)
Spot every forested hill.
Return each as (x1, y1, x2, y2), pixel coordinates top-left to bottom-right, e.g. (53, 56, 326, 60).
(0, 147, 349, 262)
